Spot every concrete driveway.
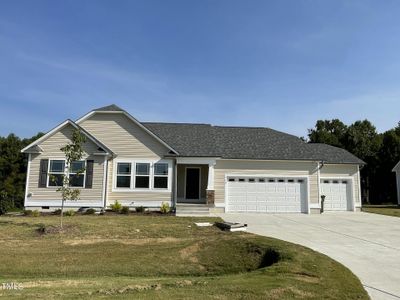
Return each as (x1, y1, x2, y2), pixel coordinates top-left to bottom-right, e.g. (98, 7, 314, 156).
(218, 212, 400, 300)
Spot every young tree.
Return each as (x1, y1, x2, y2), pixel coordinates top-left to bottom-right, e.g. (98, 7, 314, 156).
(53, 129, 86, 228)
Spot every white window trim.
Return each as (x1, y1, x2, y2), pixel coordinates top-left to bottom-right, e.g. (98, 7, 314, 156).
(47, 159, 66, 188)
(112, 159, 172, 193)
(153, 162, 169, 190)
(69, 160, 87, 188)
(46, 158, 87, 189)
(134, 162, 151, 190)
(115, 162, 132, 190)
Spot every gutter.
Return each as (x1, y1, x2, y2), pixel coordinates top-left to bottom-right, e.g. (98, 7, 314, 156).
(316, 161, 325, 209)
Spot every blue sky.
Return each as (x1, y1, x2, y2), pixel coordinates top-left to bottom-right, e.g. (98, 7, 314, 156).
(1, 0, 400, 138)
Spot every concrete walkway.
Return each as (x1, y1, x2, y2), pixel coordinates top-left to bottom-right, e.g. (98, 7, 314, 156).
(217, 212, 400, 300)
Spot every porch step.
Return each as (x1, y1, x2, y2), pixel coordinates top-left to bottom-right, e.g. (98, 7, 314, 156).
(175, 204, 211, 216)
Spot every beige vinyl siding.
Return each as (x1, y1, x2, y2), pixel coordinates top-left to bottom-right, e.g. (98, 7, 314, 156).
(214, 159, 319, 205)
(106, 160, 172, 206)
(79, 113, 169, 158)
(79, 112, 173, 206)
(27, 124, 105, 205)
(320, 164, 361, 206)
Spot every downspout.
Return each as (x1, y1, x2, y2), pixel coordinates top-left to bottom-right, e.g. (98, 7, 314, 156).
(316, 161, 325, 210)
(102, 156, 109, 209)
(173, 159, 178, 208)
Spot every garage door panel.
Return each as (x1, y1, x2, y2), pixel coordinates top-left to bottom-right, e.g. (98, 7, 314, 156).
(227, 177, 307, 213)
(321, 180, 351, 211)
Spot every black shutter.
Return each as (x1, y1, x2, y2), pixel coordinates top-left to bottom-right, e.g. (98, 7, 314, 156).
(85, 160, 94, 189)
(38, 159, 49, 188)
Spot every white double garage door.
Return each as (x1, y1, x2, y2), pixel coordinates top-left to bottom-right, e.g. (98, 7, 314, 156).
(226, 176, 352, 213)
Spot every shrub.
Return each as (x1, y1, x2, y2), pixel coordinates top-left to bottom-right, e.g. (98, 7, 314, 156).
(84, 208, 96, 215)
(0, 196, 13, 215)
(135, 206, 145, 213)
(53, 209, 62, 215)
(160, 202, 170, 214)
(121, 206, 130, 214)
(65, 209, 75, 216)
(110, 200, 122, 212)
(32, 210, 40, 217)
(23, 210, 33, 216)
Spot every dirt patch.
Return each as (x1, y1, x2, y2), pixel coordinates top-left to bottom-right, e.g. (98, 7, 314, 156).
(179, 242, 200, 263)
(22, 280, 94, 288)
(63, 237, 183, 246)
(36, 224, 79, 235)
(291, 272, 320, 283)
(97, 284, 162, 295)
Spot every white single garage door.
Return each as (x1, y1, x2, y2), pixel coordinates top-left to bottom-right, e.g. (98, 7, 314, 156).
(320, 179, 352, 211)
(226, 176, 308, 213)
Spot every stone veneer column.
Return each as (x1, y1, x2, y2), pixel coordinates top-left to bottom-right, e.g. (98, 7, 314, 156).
(206, 162, 216, 205)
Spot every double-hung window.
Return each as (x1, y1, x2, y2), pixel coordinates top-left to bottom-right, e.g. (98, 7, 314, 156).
(69, 161, 86, 187)
(135, 163, 150, 188)
(48, 160, 65, 186)
(116, 163, 131, 188)
(154, 163, 168, 189)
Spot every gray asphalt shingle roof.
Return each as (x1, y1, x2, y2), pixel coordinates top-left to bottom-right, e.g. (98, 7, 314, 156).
(94, 104, 124, 112)
(143, 122, 364, 164)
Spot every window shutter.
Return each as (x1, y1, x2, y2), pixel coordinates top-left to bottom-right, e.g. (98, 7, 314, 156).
(85, 160, 94, 189)
(38, 159, 49, 188)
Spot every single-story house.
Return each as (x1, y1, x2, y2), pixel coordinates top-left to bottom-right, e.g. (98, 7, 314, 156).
(392, 161, 400, 205)
(21, 104, 364, 214)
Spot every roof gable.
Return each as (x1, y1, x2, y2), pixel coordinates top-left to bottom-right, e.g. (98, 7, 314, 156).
(76, 105, 178, 155)
(21, 119, 114, 156)
(393, 161, 400, 172)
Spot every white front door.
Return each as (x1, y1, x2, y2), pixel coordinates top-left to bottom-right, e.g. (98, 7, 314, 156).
(226, 177, 307, 213)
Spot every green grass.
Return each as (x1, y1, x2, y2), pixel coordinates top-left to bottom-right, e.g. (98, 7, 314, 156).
(0, 214, 369, 299)
(362, 205, 400, 217)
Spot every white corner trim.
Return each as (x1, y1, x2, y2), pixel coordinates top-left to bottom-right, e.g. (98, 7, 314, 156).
(24, 153, 32, 207)
(102, 157, 108, 208)
(357, 165, 362, 204)
(309, 203, 321, 209)
(392, 161, 400, 172)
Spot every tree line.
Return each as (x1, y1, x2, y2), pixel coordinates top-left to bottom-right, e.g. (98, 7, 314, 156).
(0, 133, 43, 213)
(308, 119, 400, 204)
(0, 118, 399, 214)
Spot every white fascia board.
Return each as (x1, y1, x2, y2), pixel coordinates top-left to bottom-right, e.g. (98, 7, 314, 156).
(76, 110, 179, 155)
(21, 119, 113, 156)
(176, 157, 219, 165)
(392, 161, 400, 172)
(21, 120, 71, 153)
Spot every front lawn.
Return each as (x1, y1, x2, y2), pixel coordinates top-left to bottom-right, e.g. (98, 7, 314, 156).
(362, 205, 400, 217)
(0, 214, 368, 299)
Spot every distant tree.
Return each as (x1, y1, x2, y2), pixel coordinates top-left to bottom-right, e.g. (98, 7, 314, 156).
(343, 120, 382, 161)
(308, 119, 347, 147)
(307, 118, 400, 204)
(0, 132, 44, 214)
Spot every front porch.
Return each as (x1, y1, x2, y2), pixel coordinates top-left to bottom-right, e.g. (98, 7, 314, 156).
(174, 158, 216, 206)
